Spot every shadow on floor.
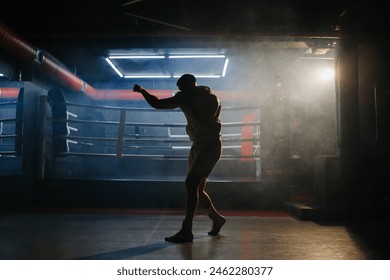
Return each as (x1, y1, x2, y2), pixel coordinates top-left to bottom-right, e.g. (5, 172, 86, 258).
(75, 242, 176, 260)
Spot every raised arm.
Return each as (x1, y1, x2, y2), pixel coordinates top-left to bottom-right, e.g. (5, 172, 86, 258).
(133, 84, 179, 109)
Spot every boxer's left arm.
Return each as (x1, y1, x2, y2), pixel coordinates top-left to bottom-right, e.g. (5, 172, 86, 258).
(133, 84, 179, 109)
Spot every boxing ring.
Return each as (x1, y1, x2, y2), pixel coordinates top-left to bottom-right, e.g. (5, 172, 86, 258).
(0, 88, 286, 209)
(0, 100, 19, 155)
(0, 88, 23, 175)
(44, 89, 261, 182)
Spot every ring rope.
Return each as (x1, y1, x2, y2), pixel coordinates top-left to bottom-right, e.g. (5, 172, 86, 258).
(62, 101, 261, 112)
(50, 118, 260, 127)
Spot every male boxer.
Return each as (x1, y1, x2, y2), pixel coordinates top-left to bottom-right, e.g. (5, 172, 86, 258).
(133, 74, 226, 243)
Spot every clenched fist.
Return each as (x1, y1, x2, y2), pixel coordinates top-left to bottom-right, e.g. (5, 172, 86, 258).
(133, 84, 144, 93)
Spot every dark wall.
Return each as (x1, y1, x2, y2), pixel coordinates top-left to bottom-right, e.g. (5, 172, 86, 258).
(308, 40, 390, 218)
(357, 43, 390, 210)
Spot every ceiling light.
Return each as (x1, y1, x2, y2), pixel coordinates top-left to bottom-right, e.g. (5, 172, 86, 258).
(168, 55, 225, 59)
(105, 57, 123, 78)
(222, 57, 229, 77)
(105, 53, 229, 79)
(123, 75, 171, 79)
(108, 55, 165, 59)
(173, 74, 221, 78)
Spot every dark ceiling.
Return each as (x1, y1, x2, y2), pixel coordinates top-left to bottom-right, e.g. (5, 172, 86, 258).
(0, 0, 389, 92)
(1, 0, 387, 38)
(1, 0, 346, 38)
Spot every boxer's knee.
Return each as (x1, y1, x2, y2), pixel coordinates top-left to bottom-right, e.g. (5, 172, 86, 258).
(185, 173, 203, 192)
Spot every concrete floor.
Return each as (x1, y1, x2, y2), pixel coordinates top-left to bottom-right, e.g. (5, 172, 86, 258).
(1, 208, 389, 260)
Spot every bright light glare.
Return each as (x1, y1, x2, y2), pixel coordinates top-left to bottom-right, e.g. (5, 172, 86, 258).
(222, 57, 229, 77)
(168, 55, 225, 59)
(105, 54, 229, 79)
(124, 75, 171, 78)
(105, 58, 123, 77)
(108, 55, 165, 59)
(319, 68, 334, 80)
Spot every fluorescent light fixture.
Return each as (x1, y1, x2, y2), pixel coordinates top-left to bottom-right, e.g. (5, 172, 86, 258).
(108, 55, 165, 59)
(168, 55, 225, 59)
(222, 57, 229, 77)
(124, 75, 171, 79)
(173, 74, 221, 78)
(105, 57, 123, 78)
(196, 75, 221, 78)
(105, 54, 229, 79)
